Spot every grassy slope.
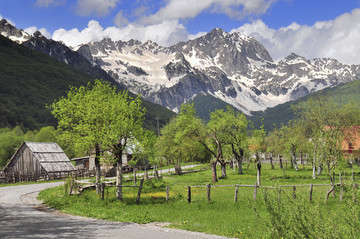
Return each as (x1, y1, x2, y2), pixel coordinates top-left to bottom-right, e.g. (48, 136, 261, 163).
(0, 35, 175, 131)
(38, 163, 360, 238)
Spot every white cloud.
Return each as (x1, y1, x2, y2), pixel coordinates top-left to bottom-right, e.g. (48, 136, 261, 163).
(52, 19, 188, 47)
(114, 11, 128, 28)
(24, 26, 52, 38)
(75, 0, 119, 17)
(188, 31, 207, 40)
(34, 0, 65, 8)
(138, 0, 279, 25)
(231, 8, 360, 64)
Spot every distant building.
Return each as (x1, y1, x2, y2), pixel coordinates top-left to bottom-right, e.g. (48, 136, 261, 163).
(1, 142, 75, 175)
(341, 126, 360, 159)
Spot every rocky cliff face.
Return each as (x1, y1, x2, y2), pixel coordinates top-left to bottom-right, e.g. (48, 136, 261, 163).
(2, 19, 360, 115)
(0, 19, 30, 43)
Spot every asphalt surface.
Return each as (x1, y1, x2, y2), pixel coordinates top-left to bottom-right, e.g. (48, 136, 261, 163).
(0, 181, 230, 238)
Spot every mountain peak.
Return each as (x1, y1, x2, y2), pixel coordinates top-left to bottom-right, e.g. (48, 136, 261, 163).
(0, 19, 9, 26)
(284, 53, 308, 62)
(33, 31, 44, 38)
(208, 28, 227, 37)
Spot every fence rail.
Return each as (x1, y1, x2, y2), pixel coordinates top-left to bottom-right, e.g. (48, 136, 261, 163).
(0, 169, 96, 184)
(184, 182, 357, 203)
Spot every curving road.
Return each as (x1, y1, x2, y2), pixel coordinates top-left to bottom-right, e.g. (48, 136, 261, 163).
(0, 182, 230, 239)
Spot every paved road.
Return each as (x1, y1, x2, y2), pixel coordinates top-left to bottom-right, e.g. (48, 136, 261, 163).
(0, 182, 229, 239)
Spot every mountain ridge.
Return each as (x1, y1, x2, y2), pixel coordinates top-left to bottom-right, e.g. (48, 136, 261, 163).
(1, 19, 360, 117)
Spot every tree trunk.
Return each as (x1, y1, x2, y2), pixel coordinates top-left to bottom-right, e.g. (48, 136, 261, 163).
(237, 158, 243, 174)
(256, 154, 261, 186)
(292, 153, 299, 171)
(312, 163, 316, 179)
(116, 153, 123, 201)
(95, 144, 101, 194)
(317, 164, 323, 175)
(220, 161, 226, 178)
(211, 160, 218, 183)
(232, 145, 244, 175)
(269, 153, 274, 170)
(279, 154, 283, 169)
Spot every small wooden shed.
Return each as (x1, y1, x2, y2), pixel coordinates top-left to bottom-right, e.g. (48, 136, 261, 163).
(2, 141, 75, 175)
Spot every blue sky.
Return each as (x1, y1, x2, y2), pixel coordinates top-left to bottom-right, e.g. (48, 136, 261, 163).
(2, 0, 360, 63)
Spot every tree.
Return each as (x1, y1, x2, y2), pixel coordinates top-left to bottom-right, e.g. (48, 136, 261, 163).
(222, 107, 249, 174)
(279, 121, 308, 171)
(100, 90, 145, 200)
(265, 128, 283, 170)
(293, 95, 360, 178)
(0, 128, 23, 167)
(50, 80, 145, 195)
(250, 125, 266, 186)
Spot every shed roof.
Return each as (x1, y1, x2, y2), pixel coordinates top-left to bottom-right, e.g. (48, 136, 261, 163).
(25, 142, 75, 172)
(3, 142, 75, 173)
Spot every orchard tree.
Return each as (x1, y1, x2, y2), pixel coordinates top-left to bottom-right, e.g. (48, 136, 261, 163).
(172, 104, 223, 182)
(222, 107, 249, 174)
(250, 125, 266, 186)
(51, 80, 113, 193)
(294, 96, 360, 178)
(100, 90, 145, 200)
(279, 121, 308, 171)
(50, 79, 145, 197)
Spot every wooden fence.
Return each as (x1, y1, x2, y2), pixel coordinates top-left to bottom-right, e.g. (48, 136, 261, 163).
(0, 168, 96, 184)
(184, 181, 358, 203)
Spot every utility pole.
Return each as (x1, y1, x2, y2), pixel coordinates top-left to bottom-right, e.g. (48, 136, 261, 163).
(155, 115, 161, 136)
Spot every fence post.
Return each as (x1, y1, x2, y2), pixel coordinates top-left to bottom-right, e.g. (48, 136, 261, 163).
(309, 183, 313, 202)
(277, 187, 282, 202)
(133, 169, 137, 185)
(166, 185, 170, 202)
(69, 177, 73, 196)
(206, 184, 211, 202)
(101, 182, 105, 200)
(340, 172, 343, 202)
(234, 186, 239, 202)
(353, 183, 357, 203)
(253, 182, 257, 201)
(293, 186, 296, 199)
(136, 179, 144, 204)
(187, 186, 191, 203)
(332, 172, 335, 198)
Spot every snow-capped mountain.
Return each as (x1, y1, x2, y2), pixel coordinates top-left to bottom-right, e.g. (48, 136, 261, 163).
(77, 28, 360, 114)
(2, 19, 360, 115)
(0, 19, 30, 43)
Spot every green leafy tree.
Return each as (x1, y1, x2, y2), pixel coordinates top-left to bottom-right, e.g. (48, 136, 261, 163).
(51, 80, 145, 198)
(221, 107, 249, 174)
(0, 128, 24, 167)
(34, 126, 57, 142)
(50, 80, 118, 193)
(294, 96, 360, 178)
(102, 92, 145, 200)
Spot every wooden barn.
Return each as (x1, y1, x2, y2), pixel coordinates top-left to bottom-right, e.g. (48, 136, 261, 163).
(1, 141, 75, 175)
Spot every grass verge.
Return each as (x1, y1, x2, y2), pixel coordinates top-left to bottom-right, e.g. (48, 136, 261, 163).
(38, 163, 360, 238)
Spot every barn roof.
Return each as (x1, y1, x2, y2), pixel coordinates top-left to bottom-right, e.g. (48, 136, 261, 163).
(2, 142, 75, 173)
(24, 142, 75, 172)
